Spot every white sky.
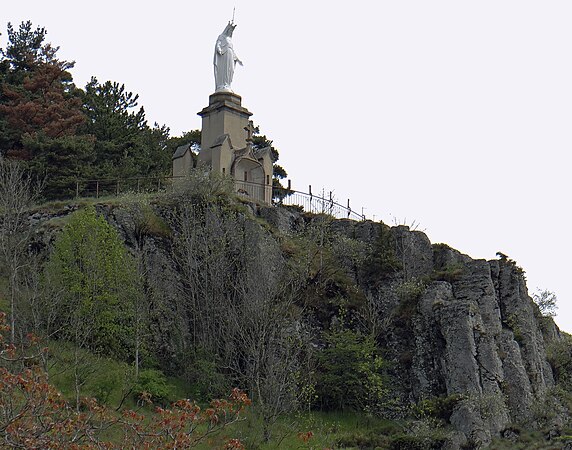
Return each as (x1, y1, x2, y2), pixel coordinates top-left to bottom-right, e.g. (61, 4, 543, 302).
(2, 1, 571, 332)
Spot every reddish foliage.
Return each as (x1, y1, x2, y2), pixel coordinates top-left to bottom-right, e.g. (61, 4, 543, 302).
(0, 313, 249, 448)
(0, 61, 85, 157)
(297, 430, 314, 443)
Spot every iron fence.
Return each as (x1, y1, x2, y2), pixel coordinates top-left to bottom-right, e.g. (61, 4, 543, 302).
(272, 185, 365, 221)
(74, 176, 365, 221)
(75, 176, 169, 198)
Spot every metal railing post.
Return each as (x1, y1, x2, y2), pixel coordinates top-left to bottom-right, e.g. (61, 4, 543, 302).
(75, 175, 369, 222)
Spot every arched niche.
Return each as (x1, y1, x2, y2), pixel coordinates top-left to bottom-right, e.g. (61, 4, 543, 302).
(232, 157, 267, 201)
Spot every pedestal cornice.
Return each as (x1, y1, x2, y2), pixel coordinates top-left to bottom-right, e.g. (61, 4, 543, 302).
(198, 92, 252, 118)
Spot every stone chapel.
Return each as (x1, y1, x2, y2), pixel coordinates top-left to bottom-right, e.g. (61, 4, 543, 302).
(172, 90, 274, 205)
(172, 21, 274, 204)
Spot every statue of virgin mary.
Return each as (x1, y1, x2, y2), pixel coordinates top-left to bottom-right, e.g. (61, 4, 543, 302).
(213, 22, 243, 92)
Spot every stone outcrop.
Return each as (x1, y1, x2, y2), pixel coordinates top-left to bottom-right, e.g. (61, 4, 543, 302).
(28, 202, 564, 449)
(328, 218, 563, 449)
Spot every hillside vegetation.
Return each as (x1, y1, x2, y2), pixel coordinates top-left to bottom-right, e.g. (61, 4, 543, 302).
(1, 166, 572, 448)
(1, 19, 572, 450)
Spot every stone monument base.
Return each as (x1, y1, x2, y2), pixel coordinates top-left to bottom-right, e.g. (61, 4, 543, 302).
(198, 92, 252, 154)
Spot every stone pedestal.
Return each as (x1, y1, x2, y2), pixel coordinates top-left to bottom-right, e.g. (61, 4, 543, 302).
(190, 91, 273, 205)
(198, 92, 252, 156)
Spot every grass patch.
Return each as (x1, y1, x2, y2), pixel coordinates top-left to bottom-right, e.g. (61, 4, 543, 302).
(46, 340, 190, 410)
(29, 191, 163, 215)
(193, 410, 457, 449)
(40, 214, 72, 230)
(134, 203, 172, 238)
(29, 197, 97, 214)
(490, 428, 565, 449)
(194, 410, 406, 449)
(431, 263, 464, 283)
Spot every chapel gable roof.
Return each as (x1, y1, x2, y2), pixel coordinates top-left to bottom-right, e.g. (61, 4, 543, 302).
(253, 146, 274, 161)
(211, 133, 233, 149)
(172, 143, 191, 160)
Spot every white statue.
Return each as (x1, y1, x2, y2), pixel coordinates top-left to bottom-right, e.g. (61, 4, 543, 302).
(214, 22, 243, 93)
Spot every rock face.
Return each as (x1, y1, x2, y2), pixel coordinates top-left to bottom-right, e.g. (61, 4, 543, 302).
(330, 219, 562, 449)
(31, 202, 562, 448)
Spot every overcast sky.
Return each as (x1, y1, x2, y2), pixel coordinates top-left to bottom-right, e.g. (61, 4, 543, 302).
(3, 1, 571, 332)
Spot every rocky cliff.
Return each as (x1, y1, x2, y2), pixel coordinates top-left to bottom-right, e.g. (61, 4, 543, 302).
(262, 208, 565, 449)
(30, 199, 568, 449)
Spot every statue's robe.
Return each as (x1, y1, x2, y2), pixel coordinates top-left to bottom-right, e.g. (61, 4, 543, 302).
(214, 35, 237, 92)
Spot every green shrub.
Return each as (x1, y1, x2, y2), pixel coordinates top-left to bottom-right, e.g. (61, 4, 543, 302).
(91, 370, 122, 404)
(316, 328, 385, 412)
(396, 280, 427, 303)
(134, 369, 173, 404)
(547, 334, 572, 390)
(394, 279, 427, 323)
(505, 314, 524, 344)
(134, 203, 171, 238)
(336, 430, 392, 448)
(414, 394, 464, 422)
(361, 223, 402, 284)
(168, 167, 234, 204)
(180, 348, 230, 401)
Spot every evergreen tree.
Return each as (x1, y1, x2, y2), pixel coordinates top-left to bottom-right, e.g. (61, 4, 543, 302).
(2, 21, 51, 74)
(0, 21, 85, 155)
(316, 327, 385, 412)
(23, 134, 94, 199)
(81, 77, 170, 179)
(0, 21, 92, 197)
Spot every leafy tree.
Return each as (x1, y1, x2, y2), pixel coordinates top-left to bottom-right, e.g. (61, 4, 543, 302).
(44, 206, 139, 360)
(81, 77, 170, 179)
(533, 288, 558, 317)
(171, 188, 310, 441)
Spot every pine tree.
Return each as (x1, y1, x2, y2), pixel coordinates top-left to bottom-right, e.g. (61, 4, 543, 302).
(81, 77, 170, 179)
(0, 21, 92, 197)
(0, 22, 85, 155)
